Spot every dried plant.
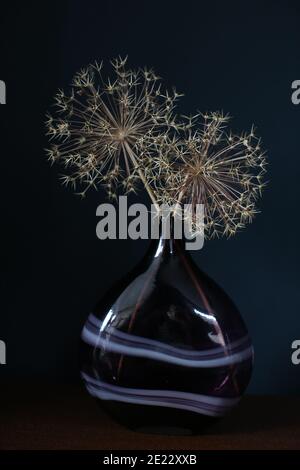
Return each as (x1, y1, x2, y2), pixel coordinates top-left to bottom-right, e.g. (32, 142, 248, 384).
(46, 58, 267, 240)
(45, 56, 182, 203)
(150, 112, 267, 238)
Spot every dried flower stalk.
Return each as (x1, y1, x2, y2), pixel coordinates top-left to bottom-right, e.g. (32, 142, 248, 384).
(46, 56, 182, 205)
(150, 112, 267, 238)
(46, 58, 267, 240)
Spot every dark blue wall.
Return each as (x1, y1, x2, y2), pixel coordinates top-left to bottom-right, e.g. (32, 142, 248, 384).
(1, 0, 299, 394)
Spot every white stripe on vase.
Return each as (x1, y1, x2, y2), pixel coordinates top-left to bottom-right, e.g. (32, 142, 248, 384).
(81, 372, 240, 417)
(87, 313, 251, 358)
(81, 325, 253, 368)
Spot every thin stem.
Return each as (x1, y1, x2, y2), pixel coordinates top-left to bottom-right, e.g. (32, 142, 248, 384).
(123, 141, 160, 212)
(173, 174, 189, 215)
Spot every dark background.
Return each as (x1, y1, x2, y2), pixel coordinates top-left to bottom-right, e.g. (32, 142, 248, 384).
(0, 0, 299, 394)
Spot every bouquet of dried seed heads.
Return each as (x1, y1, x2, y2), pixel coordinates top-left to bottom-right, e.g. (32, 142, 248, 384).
(46, 56, 267, 239)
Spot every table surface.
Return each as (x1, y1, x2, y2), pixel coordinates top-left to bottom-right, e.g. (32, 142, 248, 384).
(1, 384, 299, 450)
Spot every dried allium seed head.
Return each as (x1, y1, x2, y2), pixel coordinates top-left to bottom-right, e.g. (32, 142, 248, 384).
(151, 112, 267, 239)
(45, 56, 182, 200)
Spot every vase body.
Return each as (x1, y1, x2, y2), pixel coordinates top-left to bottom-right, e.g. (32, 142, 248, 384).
(80, 234, 253, 435)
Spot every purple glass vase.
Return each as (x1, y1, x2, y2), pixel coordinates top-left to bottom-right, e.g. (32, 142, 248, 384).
(80, 228, 253, 435)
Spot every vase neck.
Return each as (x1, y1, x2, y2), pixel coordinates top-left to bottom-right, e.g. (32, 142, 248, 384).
(148, 215, 186, 258)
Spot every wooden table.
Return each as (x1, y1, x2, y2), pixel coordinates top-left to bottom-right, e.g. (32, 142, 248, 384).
(1, 383, 299, 450)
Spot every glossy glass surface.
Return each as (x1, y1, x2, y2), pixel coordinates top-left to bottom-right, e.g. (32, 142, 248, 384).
(80, 233, 253, 434)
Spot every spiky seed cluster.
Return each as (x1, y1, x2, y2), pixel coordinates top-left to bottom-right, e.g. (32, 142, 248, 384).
(46, 57, 267, 239)
(151, 112, 267, 238)
(45, 56, 182, 200)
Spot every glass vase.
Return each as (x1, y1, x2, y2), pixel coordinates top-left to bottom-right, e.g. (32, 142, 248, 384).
(80, 226, 253, 435)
